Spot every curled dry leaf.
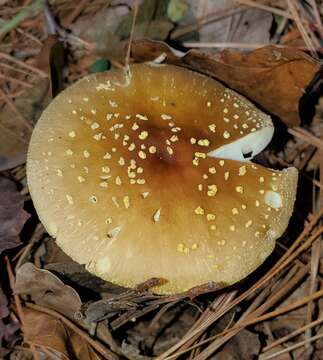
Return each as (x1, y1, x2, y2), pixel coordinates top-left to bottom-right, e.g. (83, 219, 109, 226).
(15, 263, 81, 319)
(131, 40, 320, 126)
(0, 177, 30, 254)
(23, 308, 103, 360)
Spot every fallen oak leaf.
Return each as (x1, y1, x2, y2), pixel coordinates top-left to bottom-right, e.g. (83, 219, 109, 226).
(131, 40, 320, 126)
(23, 308, 104, 360)
(15, 263, 81, 320)
(0, 177, 30, 254)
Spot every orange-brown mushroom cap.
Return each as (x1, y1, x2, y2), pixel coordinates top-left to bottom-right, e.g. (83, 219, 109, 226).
(27, 63, 298, 294)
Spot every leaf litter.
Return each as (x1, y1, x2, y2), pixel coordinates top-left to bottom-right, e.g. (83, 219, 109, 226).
(0, 0, 322, 359)
(0, 177, 30, 254)
(0, 36, 64, 171)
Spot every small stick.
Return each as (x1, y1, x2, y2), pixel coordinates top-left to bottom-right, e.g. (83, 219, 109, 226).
(235, 0, 292, 18)
(286, 0, 318, 58)
(15, 223, 45, 270)
(288, 127, 323, 151)
(63, 0, 89, 27)
(5, 256, 41, 360)
(181, 42, 318, 50)
(0, 73, 33, 87)
(263, 316, 323, 352)
(124, 0, 139, 70)
(262, 331, 323, 360)
(0, 52, 48, 77)
(170, 6, 245, 40)
(308, 0, 323, 32)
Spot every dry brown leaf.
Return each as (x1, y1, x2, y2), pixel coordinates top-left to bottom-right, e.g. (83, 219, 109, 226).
(0, 287, 20, 349)
(211, 329, 260, 360)
(0, 36, 64, 171)
(131, 40, 320, 126)
(0, 79, 50, 171)
(15, 263, 81, 319)
(23, 308, 103, 360)
(0, 177, 30, 254)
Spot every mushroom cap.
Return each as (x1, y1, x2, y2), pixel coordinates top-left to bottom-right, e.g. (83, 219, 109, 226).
(27, 63, 298, 294)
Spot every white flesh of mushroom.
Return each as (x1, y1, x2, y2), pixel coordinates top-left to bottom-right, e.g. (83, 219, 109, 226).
(208, 126, 274, 162)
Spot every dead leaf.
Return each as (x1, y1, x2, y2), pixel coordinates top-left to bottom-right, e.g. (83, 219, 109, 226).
(0, 78, 50, 171)
(0, 287, 20, 351)
(23, 308, 103, 360)
(0, 36, 64, 171)
(15, 263, 81, 319)
(131, 40, 320, 126)
(184, 1, 272, 44)
(211, 329, 260, 360)
(0, 177, 30, 254)
(121, 341, 151, 360)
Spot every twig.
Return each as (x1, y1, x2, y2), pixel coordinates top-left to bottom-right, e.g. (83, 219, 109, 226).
(157, 291, 236, 359)
(0, 62, 32, 76)
(261, 331, 323, 360)
(170, 6, 245, 40)
(5, 256, 41, 360)
(15, 223, 45, 270)
(62, 0, 89, 27)
(235, 0, 292, 18)
(16, 27, 43, 45)
(181, 42, 319, 50)
(0, 73, 33, 87)
(286, 0, 318, 58)
(183, 42, 268, 49)
(308, 0, 323, 32)
(0, 0, 45, 37)
(288, 127, 323, 151)
(0, 52, 48, 77)
(124, 0, 139, 70)
(263, 316, 323, 352)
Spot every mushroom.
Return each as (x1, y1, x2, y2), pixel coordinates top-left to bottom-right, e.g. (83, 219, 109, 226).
(27, 63, 298, 294)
